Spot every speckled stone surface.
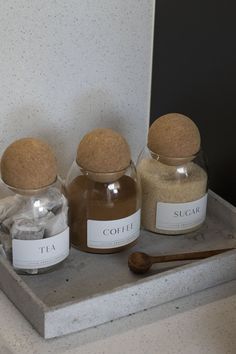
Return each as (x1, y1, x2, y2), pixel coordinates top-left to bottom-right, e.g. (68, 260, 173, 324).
(0, 1, 155, 175)
(0, 280, 236, 353)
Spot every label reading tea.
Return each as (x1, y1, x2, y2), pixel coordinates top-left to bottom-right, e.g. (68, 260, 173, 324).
(12, 228, 69, 269)
(156, 194, 207, 231)
(87, 209, 141, 249)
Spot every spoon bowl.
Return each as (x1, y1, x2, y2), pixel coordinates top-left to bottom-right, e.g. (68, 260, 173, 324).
(128, 252, 152, 274)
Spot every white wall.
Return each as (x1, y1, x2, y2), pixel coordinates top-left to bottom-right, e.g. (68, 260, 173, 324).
(0, 0, 155, 177)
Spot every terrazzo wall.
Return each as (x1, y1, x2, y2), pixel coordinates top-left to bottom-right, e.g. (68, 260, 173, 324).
(0, 1, 155, 176)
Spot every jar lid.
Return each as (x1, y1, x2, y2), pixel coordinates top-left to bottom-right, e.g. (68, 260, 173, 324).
(148, 113, 201, 163)
(0, 138, 57, 190)
(76, 128, 131, 182)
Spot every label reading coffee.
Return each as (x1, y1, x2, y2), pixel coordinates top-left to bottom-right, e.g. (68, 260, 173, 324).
(87, 209, 141, 249)
(12, 228, 69, 269)
(156, 194, 207, 231)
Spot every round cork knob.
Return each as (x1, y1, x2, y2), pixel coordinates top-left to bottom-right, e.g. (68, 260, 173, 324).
(77, 128, 131, 182)
(148, 113, 201, 164)
(1, 138, 57, 190)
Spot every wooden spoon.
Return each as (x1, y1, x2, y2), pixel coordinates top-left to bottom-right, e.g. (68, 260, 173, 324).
(128, 248, 234, 274)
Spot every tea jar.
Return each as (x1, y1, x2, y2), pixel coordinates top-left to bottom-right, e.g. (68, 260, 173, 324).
(137, 113, 208, 235)
(0, 138, 69, 274)
(65, 128, 141, 253)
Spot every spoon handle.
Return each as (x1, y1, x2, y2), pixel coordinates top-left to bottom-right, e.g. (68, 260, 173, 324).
(150, 248, 234, 264)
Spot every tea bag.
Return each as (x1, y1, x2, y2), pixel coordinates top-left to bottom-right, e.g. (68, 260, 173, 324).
(0, 231, 12, 257)
(38, 191, 68, 236)
(0, 244, 7, 258)
(26, 199, 49, 218)
(0, 196, 25, 223)
(1, 217, 13, 233)
(37, 187, 65, 214)
(11, 219, 45, 240)
(10, 219, 45, 275)
(44, 207, 68, 237)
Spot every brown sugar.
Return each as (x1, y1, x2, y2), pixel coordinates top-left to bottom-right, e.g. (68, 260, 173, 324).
(67, 175, 140, 253)
(137, 158, 208, 234)
(1, 138, 57, 190)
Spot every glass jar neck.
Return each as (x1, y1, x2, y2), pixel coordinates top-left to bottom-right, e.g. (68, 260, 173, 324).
(76, 161, 133, 183)
(147, 147, 201, 166)
(0, 177, 59, 196)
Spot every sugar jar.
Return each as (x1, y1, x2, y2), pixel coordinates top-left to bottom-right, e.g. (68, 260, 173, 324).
(137, 113, 208, 235)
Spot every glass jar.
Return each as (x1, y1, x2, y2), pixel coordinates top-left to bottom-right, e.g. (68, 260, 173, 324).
(137, 147, 208, 235)
(0, 178, 69, 274)
(65, 161, 141, 253)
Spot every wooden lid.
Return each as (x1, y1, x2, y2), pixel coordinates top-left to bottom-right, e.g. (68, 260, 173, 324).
(77, 128, 131, 173)
(148, 113, 201, 158)
(1, 138, 57, 190)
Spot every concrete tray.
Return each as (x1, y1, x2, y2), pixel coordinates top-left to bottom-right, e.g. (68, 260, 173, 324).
(0, 190, 235, 339)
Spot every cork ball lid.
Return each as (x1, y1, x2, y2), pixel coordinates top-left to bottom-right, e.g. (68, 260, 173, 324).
(76, 128, 131, 181)
(1, 138, 57, 190)
(148, 113, 201, 158)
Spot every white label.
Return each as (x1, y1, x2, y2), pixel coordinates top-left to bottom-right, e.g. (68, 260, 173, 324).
(12, 228, 69, 269)
(87, 209, 141, 249)
(156, 194, 207, 231)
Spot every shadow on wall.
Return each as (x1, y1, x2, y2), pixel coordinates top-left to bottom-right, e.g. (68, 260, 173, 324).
(70, 89, 128, 140)
(2, 104, 56, 150)
(3, 89, 132, 178)
(65, 88, 136, 173)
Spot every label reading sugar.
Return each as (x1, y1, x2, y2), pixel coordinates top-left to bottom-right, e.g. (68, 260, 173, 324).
(156, 194, 207, 231)
(87, 209, 141, 249)
(12, 227, 69, 269)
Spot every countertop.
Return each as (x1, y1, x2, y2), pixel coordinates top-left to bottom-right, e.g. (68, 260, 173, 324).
(0, 279, 236, 354)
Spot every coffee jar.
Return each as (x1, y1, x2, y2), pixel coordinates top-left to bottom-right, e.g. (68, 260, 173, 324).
(65, 128, 141, 253)
(137, 113, 208, 235)
(0, 138, 69, 274)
